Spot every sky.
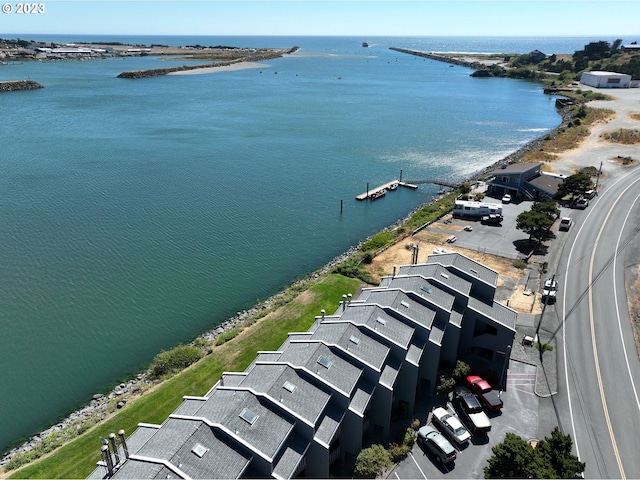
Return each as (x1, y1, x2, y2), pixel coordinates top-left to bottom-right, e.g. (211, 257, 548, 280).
(2, 1, 640, 37)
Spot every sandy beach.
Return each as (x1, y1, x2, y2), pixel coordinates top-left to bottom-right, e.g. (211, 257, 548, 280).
(167, 61, 267, 75)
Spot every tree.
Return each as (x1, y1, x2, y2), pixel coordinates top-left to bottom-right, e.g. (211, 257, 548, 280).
(353, 444, 393, 478)
(536, 427, 586, 478)
(531, 201, 560, 222)
(484, 429, 585, 478)
(557, 173, 593, 201)
(516, 210, 554, 242)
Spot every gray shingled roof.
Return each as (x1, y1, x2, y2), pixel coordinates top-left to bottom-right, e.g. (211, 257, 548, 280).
(357, 288, 436, 330)
(236, 363, 332, 427)
(337, 304, 415, 349)
(277, 341, 362, 397)
(426, 252, 498, 286)
(314, 403, 345, 446)
(272, 431, 309, 480)
(186, 389, 295, 461)
(110, 418, 253, 480)
(309, 322, 390, 372)
(383, 276, 455, 312)
(349, 380, 376, 415)
(395, 263, 471, 296)
(467, 297, 517, 331)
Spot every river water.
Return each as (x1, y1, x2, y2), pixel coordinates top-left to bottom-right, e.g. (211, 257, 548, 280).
(0, 35, 592, 452)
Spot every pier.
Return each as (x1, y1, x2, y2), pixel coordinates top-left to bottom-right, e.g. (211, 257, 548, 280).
(356, 180, 418, 201)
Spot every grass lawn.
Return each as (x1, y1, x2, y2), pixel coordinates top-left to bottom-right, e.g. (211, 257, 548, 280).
(8, 274, 362, 479)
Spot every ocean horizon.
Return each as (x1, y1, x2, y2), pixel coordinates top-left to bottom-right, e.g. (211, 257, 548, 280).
(0, 35, 581, 454)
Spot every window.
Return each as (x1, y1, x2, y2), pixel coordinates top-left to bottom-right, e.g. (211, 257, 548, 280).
(239, 408, 259, 425)
(192, 443, 209, 458)
(317, 355, 332, 369)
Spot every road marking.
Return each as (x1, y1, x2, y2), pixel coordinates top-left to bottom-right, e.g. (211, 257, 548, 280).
(563, 173, 640, 476)
(584, 178, 640, 479)
(613, 194, 640, 415)
(409, 452, 428, 479)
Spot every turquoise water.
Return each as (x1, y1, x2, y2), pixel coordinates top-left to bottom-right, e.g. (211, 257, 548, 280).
(0, 36, 568, 452)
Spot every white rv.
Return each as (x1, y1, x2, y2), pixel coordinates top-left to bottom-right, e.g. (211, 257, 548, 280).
(453, 200, 503, 218)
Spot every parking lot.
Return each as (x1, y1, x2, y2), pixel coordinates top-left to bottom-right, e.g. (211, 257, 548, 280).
(389, 360, 539, 479)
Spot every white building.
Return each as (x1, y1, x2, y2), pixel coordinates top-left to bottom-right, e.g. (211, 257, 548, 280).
(580, 71, 631, 89)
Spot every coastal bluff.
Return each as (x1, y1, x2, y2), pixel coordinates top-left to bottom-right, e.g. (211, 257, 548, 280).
(118, 46, 299, 79)
(0, 80, 43, 92)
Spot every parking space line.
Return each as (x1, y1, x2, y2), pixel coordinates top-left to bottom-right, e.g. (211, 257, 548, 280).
(409, 452, 428, 480)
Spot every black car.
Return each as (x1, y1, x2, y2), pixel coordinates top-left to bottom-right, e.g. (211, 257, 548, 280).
(452, 386, 491, 434)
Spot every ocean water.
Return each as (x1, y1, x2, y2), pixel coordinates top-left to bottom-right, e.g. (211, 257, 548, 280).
(0, 35, 574, 453)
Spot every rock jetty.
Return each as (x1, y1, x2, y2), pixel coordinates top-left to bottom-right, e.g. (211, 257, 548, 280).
(0, 80, 43, 92)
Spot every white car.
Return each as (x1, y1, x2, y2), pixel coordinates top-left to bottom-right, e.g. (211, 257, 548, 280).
(559, 217, 573, 231)
(501, 194, 511, 204)
(542, 278, 558, 303)
(431, 406, 471, 445)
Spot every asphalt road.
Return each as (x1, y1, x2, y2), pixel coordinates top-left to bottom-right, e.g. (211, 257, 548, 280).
(553, 169, 640, 479)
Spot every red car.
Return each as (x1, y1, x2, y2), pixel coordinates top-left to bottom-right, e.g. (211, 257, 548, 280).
(466, 375, 503, 411)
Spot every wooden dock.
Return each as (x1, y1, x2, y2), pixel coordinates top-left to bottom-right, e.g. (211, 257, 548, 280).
(356, 180, 418, 201)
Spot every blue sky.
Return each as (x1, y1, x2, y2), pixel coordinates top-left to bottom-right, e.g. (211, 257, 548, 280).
(3, 1, 640, 37)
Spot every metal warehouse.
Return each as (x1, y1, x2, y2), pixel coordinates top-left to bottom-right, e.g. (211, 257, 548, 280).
(580, 71, 632, 88)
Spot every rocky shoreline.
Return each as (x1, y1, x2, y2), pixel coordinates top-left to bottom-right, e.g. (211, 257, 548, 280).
(0, 80, 43, 92)
(0, 74, 575, 473)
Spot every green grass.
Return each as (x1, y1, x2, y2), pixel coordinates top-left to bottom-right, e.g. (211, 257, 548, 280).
(8, 273, 361, 479)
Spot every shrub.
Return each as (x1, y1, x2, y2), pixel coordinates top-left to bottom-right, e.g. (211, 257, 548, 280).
(149, 344, 203, 378)
(215, 329, 239, 346)
(436, 373, 456, 395)
(452, 360, 471, 381)
(354, 444, 393, 478)
(388, 442, 411, 463)
(513, 259, 528, 270)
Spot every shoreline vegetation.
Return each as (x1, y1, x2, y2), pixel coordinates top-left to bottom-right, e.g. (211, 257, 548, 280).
(1, 38, 634, 478)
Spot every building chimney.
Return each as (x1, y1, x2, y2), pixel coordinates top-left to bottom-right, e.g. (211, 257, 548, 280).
(109, 433, 120, 466)
(102, 444, 114, 476)
(118, 429, 129, 460)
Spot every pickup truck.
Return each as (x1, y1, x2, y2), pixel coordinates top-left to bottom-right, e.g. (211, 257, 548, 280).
(466, 375, 503, 411)
(451, 386, 491, 434)
(481, 214, 503, 225)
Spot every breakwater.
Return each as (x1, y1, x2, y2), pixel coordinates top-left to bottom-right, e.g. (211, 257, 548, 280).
(389, 47, 495, 70)
(0, 80, 43, 92)
(117, 47, 299, 78)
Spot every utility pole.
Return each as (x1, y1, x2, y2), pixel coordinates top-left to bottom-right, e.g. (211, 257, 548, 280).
(595, 161, 603, 192)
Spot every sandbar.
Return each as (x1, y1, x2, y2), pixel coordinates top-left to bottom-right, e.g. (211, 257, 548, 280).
(167, 61, 267, 75)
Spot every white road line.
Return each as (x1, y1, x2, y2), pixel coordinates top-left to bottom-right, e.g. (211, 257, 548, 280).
(409, 452, 428, 480)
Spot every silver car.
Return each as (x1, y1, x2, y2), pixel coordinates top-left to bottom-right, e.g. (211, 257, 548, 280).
(432, 406, 471, 445)
(417, 425, 457, 463)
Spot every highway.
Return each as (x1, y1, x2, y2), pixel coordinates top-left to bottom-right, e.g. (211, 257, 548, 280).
(553, 169, 640, 478)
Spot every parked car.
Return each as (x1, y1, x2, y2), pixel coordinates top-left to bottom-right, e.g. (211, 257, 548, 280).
(559, 217, 573, 231)
(466, 375, 504, 411)
(452, 386, 491, 434)
(575, 197, 589, 209)
(431, 406, 471, 445)
(542, 278, 558, 303)
(417, 425, 457, 464)
(501, 193, 511, 204)
(584, 189, 596, 199)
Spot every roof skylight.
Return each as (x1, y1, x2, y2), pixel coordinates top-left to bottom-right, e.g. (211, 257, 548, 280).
(239, 407, 259, 425)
